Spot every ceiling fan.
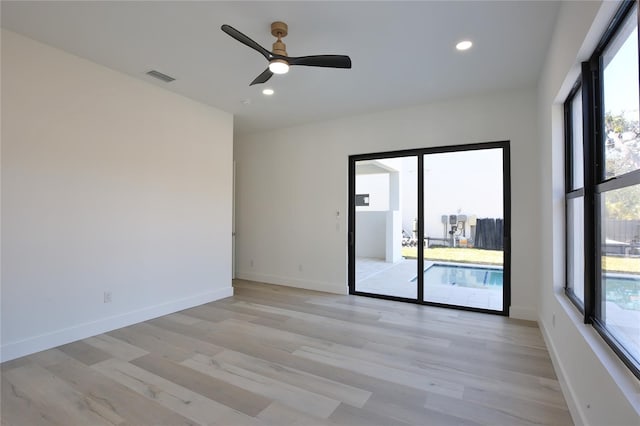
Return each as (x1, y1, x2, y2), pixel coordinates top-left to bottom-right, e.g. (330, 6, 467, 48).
(221, 21, 352, 86)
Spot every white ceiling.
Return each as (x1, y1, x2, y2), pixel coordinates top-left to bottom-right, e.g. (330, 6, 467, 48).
(1, 1, 560, 136)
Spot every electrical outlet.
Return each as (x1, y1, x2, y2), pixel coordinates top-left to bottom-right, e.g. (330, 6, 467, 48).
(552, 313, 556, 327)
(298, 264, 303, 272)
(104, 291, 112, 304)
(250, 259, 254, 268)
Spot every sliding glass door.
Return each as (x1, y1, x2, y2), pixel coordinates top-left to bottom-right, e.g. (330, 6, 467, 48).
(352, 156, 418, 299)
(348, 142, 510, 315)
(421, 148, 506, 311)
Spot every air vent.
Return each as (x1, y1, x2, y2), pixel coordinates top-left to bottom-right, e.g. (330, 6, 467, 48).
(146, 70, 175, 83)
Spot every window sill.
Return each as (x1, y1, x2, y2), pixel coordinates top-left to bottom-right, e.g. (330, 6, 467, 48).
(555, 292, 640, 416)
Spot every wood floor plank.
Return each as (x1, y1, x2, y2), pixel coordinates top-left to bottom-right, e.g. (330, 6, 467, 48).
(379, 314, 547, 349)
(1, 375, 59, 426)
(424, 391, 548, 426)
(233, 293, 383, 324)
(42, 356, 199, 426)
(139, 319, 226, 358)
(92, 358, 263, 426)
(328, 402, 413, 426)
(107, 324, 198, 362)
(181, 303, 260, 323)
(130, 353, 273, 417)
(3, 364, 118, 425)
(256, 401, 334, 426)
(363, 338, 550, 380)
(232, 300, 453, 350)
(213, 301, 292, 324)
(212, 349, 372, 408)
(182, 353, 341, 419)
(292, 345, 465, 399)
(193, 327, 462, 409)
(26, 348, 74, 367)
(363, 340, 566, 409)
(193, 318, 309, 353)
(164, 312, 205, 325)
(57, 340, 112, 366)
(281, 314, 451, 351)
(0, 357, 30, 373)
(1, 279, 573, 425)
(462, 386, 573, 425)
(362, 392, 483, 426)
(83, 334, 149, 361)
(310, 294, 546, 348)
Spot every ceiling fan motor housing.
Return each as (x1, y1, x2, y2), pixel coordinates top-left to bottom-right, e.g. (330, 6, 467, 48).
(271, 21, 288, 56)
(272, 40, 287, 56)
(270, 21, 288, 38)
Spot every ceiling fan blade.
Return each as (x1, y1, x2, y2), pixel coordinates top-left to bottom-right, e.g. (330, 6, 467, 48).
(221, 24, 272, 60)
(288, 55, 352, 68)
(250, 68, 274, 86)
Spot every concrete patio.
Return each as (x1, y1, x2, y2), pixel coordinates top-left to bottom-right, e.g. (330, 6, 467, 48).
(355, 257, 503, 311)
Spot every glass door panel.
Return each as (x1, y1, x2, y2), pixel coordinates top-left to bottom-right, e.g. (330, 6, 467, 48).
(422, 148, 505, 311)
(600, 185, 640, 364)
(354, 156, 418, 299)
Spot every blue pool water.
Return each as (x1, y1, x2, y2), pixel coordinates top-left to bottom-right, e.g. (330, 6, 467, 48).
(410, 263, 639, 309)
(419, 264, 503, 288)
(604, 275, 640, 310)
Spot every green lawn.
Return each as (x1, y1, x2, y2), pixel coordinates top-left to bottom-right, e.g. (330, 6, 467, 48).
(401, 247, 639, 275)
(401, 247, 503, 265)
(603, 256, 640, 274)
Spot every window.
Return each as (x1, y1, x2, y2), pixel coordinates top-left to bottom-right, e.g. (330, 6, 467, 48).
(565, 86, 585, 307)
(566, 0, 640, 379)
(602, 10, 639, 180)
(567, 196, 585, 303)
(569, 88, 584, 190)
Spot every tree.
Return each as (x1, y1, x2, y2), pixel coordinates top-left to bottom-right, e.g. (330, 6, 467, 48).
(603, 111, 640, 220)
(604, 185, 640, 220)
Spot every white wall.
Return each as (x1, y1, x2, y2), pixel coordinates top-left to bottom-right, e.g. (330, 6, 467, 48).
(1, 30, 234, 362)
(355, 174, 390, 211)
(537, 1, 640, 424)
(235, 88, 540, 319)
(355, 211, 386, 259)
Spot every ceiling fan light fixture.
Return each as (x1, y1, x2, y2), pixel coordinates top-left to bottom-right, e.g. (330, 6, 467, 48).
(269, 59, 289, 74)
(456, 40, 473, 51)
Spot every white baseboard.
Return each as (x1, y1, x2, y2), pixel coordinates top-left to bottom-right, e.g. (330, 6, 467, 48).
(237, 271, 347, 295)
(509, 305, 538, 321)
(0, 286, 234, 363)
(538, 315, 585, 426)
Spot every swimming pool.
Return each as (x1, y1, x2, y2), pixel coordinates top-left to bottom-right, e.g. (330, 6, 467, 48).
(417, 264, 639, 309)
(418, 263, 504, 288)
(604, 275, 640, 310)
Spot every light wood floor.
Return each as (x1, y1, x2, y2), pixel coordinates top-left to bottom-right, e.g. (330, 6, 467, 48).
(1, 280, 573, 426)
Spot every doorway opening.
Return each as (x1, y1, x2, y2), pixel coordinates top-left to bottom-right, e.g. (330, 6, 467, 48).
(348, 142, 510, 315)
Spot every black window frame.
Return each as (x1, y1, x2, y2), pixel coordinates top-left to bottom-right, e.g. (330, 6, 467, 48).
(564, 81, 586, 312)
(565, 0, 640, 380)
(348, 141, 511, 317)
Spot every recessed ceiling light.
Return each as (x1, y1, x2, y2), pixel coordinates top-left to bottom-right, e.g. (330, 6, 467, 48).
(262, 88, 274, 96)
(456, 40, 473, 51)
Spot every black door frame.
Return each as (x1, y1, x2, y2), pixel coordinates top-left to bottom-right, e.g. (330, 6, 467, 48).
(348, 141, 511, 316)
